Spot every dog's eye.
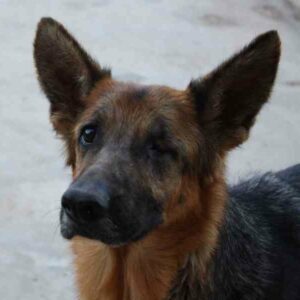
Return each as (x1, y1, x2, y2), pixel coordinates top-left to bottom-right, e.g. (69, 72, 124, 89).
(148, 143, 163, 156)
(80, 125, 97, 146)
(147, 141, 171, 159)
(147, 139, 178, 162)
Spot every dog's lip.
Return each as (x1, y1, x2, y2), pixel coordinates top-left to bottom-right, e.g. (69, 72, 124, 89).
(60, 210, 76, 239)
(61, 224, 75, 239)
(59, 209, 162, 244)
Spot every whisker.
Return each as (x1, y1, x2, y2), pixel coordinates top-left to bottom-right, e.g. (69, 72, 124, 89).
(41, 207, 60, 219)
(51, 222, 61, 242)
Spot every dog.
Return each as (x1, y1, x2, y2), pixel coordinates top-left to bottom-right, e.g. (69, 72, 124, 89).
(34, 18, 300, 300)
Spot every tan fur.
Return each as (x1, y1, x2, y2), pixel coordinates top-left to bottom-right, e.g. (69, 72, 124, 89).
(71, 163, 226, 300)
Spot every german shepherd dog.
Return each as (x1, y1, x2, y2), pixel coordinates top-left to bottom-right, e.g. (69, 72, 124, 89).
(34, 18, 300, 300)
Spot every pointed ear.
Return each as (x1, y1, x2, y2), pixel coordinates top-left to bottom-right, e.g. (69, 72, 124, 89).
(34, 17, 111, 137)
(189, 31, 281, 151)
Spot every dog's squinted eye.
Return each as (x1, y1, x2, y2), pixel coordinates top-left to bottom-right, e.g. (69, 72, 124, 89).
(79, 125, 97, 146)
(146, 139, 177, 162)
(147, 142, 167, 159)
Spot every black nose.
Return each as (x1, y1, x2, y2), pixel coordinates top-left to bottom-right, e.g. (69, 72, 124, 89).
(62, 186, 109, 223)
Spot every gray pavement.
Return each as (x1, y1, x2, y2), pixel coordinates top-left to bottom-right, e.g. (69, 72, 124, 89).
(0, 1, 299, 299)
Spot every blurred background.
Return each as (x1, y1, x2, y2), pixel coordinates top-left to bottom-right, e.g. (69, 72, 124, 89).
(0, 0, 299, 299)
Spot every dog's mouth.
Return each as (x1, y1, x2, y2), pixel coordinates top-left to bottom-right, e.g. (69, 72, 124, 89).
(60, 209, 162, 246)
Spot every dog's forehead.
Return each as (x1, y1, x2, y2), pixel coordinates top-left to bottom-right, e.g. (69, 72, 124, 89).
(82, 80, 190, 128)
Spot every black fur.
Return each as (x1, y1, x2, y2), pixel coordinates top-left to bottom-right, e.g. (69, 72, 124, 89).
(169, 164, 300, 300)
(60, 154, 164, 245)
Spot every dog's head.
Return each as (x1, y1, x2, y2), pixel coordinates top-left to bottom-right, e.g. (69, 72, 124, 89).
(34, 18, 280, 246)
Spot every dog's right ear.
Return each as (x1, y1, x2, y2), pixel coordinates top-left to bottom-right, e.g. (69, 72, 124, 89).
(188, 31, 280, 152)
(34, 17, 110, 137)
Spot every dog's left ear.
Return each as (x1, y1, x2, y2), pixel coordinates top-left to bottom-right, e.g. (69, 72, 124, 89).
(189, 31, 281, 151)
(34, 17, 110, 136)
(34, 17, 111, 166)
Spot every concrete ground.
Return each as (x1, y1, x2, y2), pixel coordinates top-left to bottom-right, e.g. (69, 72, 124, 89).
(0, 0, 299, 299)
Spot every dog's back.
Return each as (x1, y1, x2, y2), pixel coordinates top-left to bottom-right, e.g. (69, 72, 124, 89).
(212, 164, 300, 299)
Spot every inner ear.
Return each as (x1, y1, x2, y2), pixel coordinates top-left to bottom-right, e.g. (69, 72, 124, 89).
(34, 17, 111, 131)
(189, 30, 281, 150)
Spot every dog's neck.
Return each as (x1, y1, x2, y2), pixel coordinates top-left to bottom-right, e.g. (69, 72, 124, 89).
(71, 174, 226, 300)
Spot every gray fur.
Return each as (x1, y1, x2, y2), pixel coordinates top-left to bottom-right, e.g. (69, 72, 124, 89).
(168, 164, 300, 300)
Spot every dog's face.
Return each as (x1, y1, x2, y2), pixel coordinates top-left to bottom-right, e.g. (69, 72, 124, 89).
(34, 18, 280, 246)
(61, 83, 200, 245)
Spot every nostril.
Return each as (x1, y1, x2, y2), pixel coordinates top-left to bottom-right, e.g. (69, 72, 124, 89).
(62, 200, 70, 212)
(64, 203, 72, 216)
(62, 195, 76, 220)
(77, 201, 104, 223)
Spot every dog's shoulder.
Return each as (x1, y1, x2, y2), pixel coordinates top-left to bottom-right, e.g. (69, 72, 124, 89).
(229, 164, 300, 214)
(228, 164, 300, 245)
(214, 164, 300, 299)
(275, 163, 300, 194)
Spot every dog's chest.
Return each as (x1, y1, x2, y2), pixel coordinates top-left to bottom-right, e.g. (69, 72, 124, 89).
(166, 254, 209, 300)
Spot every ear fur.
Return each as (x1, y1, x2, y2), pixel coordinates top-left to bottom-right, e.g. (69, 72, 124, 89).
(189, 31, 281, 150)
(34, 17, 111, 166)
(34, 17, 110, 136)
